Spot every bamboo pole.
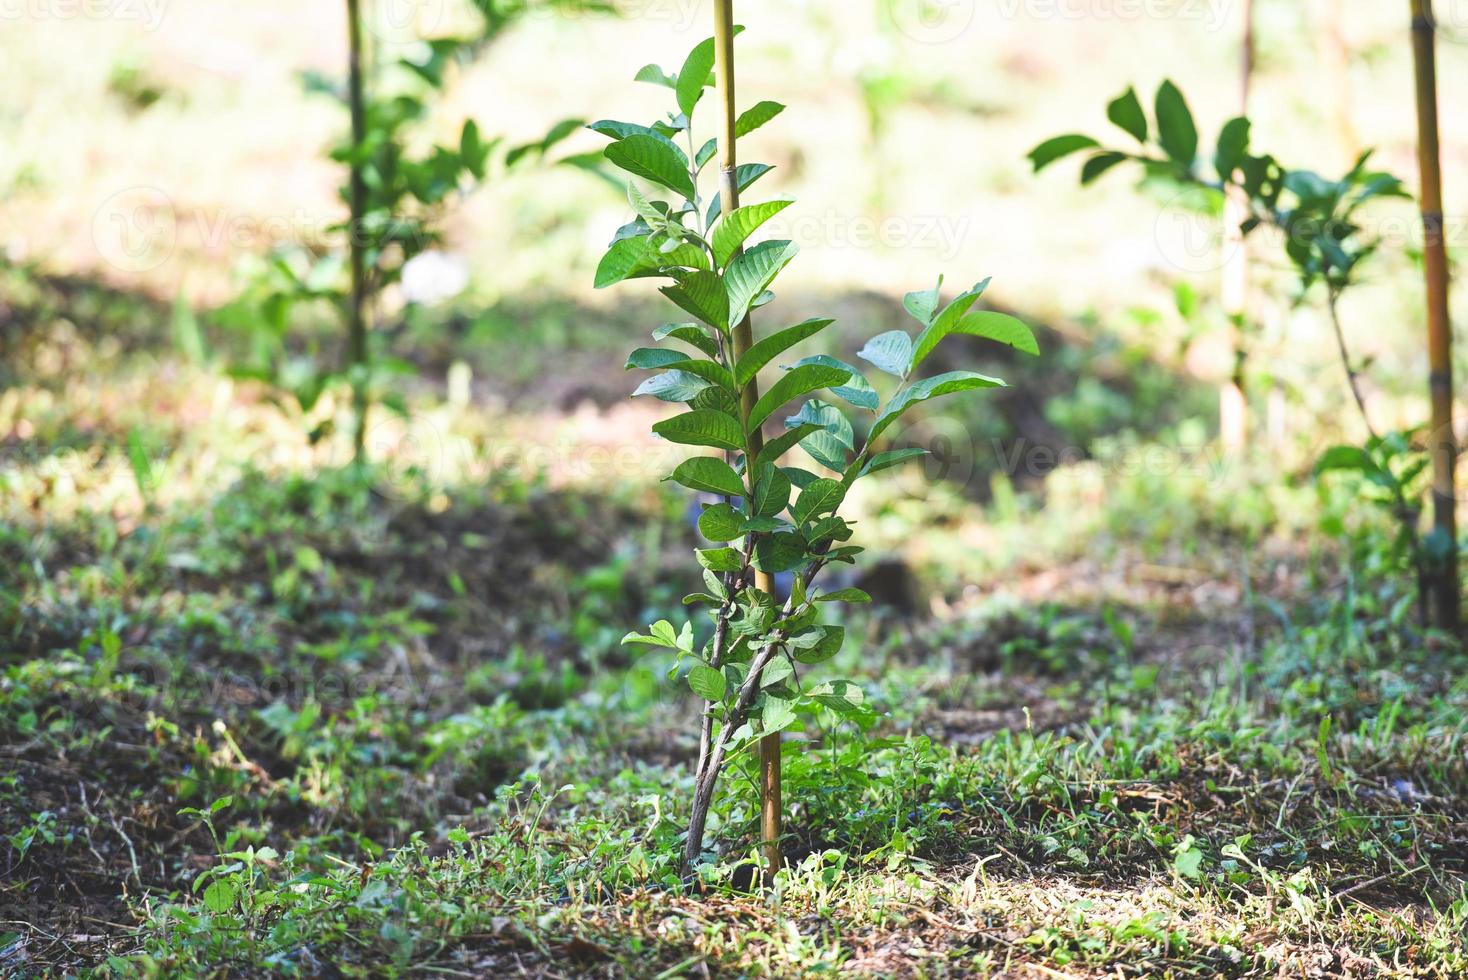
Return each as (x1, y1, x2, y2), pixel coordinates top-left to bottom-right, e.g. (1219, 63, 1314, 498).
(345, 0, 370, 463)
(1409, 0, 1460, 631)
(1219, 0, 1255, 453)
(714, 0, 782, 885)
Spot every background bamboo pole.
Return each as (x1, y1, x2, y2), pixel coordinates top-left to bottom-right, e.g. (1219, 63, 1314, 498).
(1409, 0, 1460, 632)
(345, 0, 370, 463)
(1218, 0, 1255, 453)
(713, 0, 782, 885)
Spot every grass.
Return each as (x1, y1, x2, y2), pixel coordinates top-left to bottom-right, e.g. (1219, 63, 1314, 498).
(3, 264, 1466, 978)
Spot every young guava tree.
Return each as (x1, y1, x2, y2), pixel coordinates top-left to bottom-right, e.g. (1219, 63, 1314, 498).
(1030, 81, 1456, 626)
(595, 3, 1038, 881)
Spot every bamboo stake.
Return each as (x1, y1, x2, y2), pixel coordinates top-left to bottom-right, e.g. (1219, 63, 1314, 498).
(714, 0, 782, 886)
(1219, 0, 1255, 453)
(345, 0, 370, 463)
(1409, 0, 1460, 631)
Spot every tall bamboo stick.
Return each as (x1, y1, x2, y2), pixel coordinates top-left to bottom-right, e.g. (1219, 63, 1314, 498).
(1409, 0, 1460, 631)
(345, 0, 370, 463)
(714, 0, 782, 884)
(1219, 0, 1255, 453)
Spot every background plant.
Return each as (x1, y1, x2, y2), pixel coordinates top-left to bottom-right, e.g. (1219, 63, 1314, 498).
(1030, 79, 1455, 626)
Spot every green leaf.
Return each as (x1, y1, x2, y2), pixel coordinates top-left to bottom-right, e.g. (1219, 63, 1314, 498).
(669, 358, 735, 390)
(653, 322, 720, 358)
(1107, 87, 1148, 143)
(807, 678, 865, 715)
(788, 356, 878, 411)
(623, 619, 680, 648)
(909, 279, 990, 371)
(761, 695, 796, 733)
(1028, 134, 1100, 172)
(588, 119, 655, 140)
(706, 164, 775, 224)
(786, 400, 854, 472)
(604, 134, 695, 199)
(750, 464, 792, 518)
(792, 478, 844, 524)
(759, 656, 794, 688)
(869, 371, 1005, 444)
(748, 364, 850, 431)
(736, 100, 786, 137)
(626, 347, 690, 370)
(698, 503, 744, 542)
(633, 370, 712, 402)
(793, 626, 845, 665)
(1315, 445, 1377, 475)
(726, 240, 800, 327)
(755, 422, 821, 469)
(676, 37, 716, 119)
(661, 271, 730, 331)
(858, 447, 929, 478)
(634, 64, 676, 88)
(696, 547, 743, 572)
(713, 199, 794, 268)
(688, 664, 726, 701)
(912, 306, 1038, 373)
(203, 879, 236, 914)
(734, 317, 834, 387)
(903, 276, 944, 326)
(596, 236, 708, 288)
(857, 330, 913, 378)
(752, 531, 806, 573)
(817, 588, 871, 604)
(1081, 151, 1129, 185)
(1215, 116, 1251, 180)
(653, 409, 744, 451)
(1155, 80, 1198, 166)
(667, 456, 744, 496)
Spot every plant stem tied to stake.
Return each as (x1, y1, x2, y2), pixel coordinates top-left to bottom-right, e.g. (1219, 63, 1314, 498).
(712, 0, 782, 887)
(1409, 0, 1460, 632)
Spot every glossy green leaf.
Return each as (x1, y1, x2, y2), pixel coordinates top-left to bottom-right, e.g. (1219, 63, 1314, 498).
(857, 330, 913, 378)
(786, 400, 853, 472)
(735, 317, 833, 387)
(750, 464, 792, 518)
(652, 322, 720, 359)
(595, 236, 707, 288)
(653, 409, 743, 451)
(726, 240, 799, 327)
(698, 502, 744, 542)
(604, 134, 695, 199)
(793, 626, 845, 665)
(816, 588, 870, 604)
(625, 347, 690, 370)
(667, 456, 744, 496)
(869, 371, 1005, 444)
(748, 364, 849, 431)
(792, 478, 844, 524)
(713, 199, 794, 268)
(788, 355, 878, 411)
(676, 37, 716, 118)
(1081, 151, 1129, 185)
(688, 663, 726, 701)
(857, 447, 929, 479)
(633, 370, 711, 402)
(661, 271, 729, 331)
(696, 547, 743, 572)
(755, 422, 821, 469)
(903, 276, 944, 326)
(736, 100, 785, 137)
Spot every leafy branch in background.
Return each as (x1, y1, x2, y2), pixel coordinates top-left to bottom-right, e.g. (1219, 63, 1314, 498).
(1031, 82, 1445, 620)
(214, 1, 591, 456)
(594, 24, 1037, 880)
